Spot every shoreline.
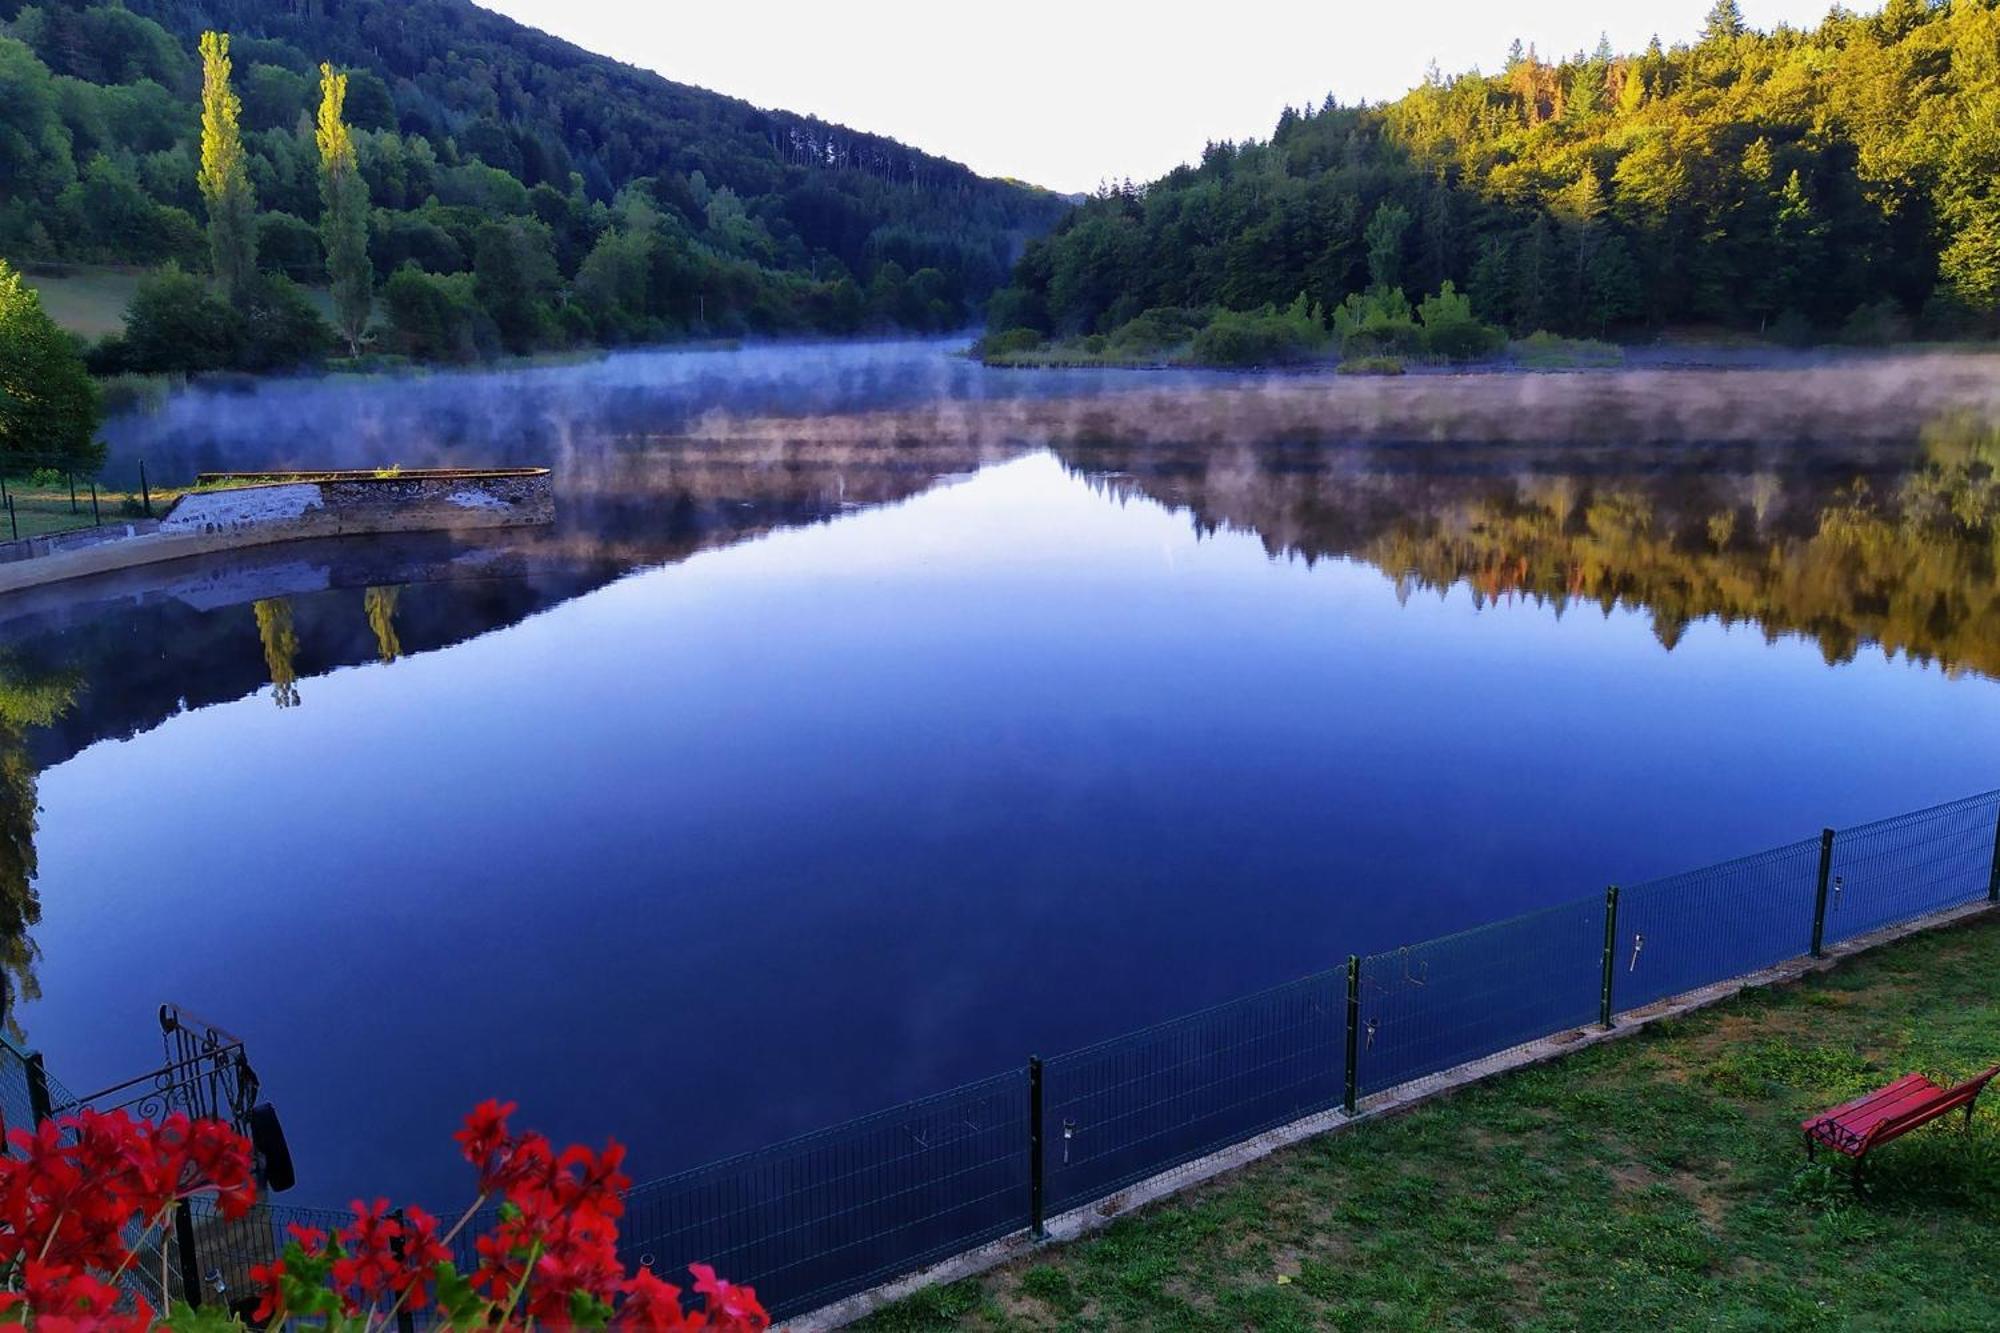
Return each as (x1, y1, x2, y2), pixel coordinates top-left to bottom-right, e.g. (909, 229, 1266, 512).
(0, 468, 553, 597)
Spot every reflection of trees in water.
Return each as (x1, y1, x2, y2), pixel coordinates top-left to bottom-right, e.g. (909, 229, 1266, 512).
(0, 658, 80, 1033)
(365, 587, 402, 664)
(254, 598, 302, 709)
(1072, 416, 2000, 679)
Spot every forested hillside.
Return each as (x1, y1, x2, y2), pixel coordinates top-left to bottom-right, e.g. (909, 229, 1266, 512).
(988, 0, 2000, 349)
(0, 0, 1066, 366)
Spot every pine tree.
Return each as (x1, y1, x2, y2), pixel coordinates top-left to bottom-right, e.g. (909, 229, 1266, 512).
(1616, 61, 1648, 115)
(1513, 215, 1562, 332)
(1420, 186, 1455, 292)
(1468, 236, 1514, 326)
(197, 31, 258, 306)
(1767, 169, 1828, 321)
(1704, 0, 1747, 43)
(1365, 202, 1411, 292)
(1585, 235, 1643, 333)
(316, 63, 372, 356)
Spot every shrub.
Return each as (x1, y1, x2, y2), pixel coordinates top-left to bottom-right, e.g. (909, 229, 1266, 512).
(1511, 331, 1624, 369)
(1191, 294, 1328, 367)
(972, 326, 1044, 359)
(238, 275, 333, 372)
(1416, 281, 1506, 360)
(257, 210, 325, 282)
(383, 265, 494, 362)
(1108, 306, 1205, 353)
(118, 264, 240, 374)
(981, 285, 1045, 335)
(1338, 355, 1407, 375)
(1331, 286, 1421, 358)
(1768, 308, 1817, 348)
(1841, 298, 1912, 347)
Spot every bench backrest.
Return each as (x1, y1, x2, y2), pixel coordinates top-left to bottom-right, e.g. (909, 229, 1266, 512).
(1864, 1064, 2000, 1150)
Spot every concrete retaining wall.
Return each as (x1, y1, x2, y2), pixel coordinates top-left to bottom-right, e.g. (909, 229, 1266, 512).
(0, 469, 552, 597)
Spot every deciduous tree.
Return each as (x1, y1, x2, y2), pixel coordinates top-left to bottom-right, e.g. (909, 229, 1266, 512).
(316, 62, 372, 356)
(196, 31, 258, 305)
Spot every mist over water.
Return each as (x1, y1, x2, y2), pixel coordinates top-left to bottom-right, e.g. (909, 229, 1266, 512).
(96, 338, 1229, 493)
(12, 340, 2000, 1207)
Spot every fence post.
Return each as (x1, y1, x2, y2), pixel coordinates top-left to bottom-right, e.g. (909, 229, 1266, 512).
(1027, 1055, 1046, 1239)
(89, 481, 100, 525)
(6, 494, 16, 543)
(1988, 802, 2000, 904)
(172, 1201, 203, 1309)
(140, 460, 152, 517)
(67, 471, 76, 514)
(390, 1209, 417, 1333)
(24, 1052, 51, 1124)
(1811, 827, 1835, 958)
(1343, 954, 1361, 1115)
(1599, 884, 1620, 1029)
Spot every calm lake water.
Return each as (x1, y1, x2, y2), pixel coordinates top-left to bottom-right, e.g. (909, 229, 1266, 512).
(6, 342, 2000, 1208)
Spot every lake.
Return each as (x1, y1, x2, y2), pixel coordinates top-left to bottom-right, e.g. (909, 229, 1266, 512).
(6, 341, 2000, 1210)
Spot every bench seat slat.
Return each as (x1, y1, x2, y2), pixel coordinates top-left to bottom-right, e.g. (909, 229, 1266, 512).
(1802, 1065, 1999, 1160)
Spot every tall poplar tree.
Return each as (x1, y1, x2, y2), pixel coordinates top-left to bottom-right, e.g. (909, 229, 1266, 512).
(317, 63, 372, 356)
(197, 31, 257, 306)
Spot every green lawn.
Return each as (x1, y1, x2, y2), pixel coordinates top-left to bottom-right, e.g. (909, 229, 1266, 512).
(2, 477, 160, 539)
(863, 912, 2000, 1331)
(23, 266, 149, 341)
(19, 264, 339, 341)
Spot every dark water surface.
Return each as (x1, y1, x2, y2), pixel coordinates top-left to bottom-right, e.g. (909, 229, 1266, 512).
(7, 342, 2000, 1209)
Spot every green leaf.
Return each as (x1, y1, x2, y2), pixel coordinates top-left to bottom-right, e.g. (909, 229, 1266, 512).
(568, 1287, 614, 1327)
(434, 1261, 489, 1325)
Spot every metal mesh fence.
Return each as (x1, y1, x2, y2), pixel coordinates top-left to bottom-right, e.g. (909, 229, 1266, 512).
(181, 1197, 353, 1314)
(616, 1070, 1029, 1320)
(1614, 836, 1824, 1010)
(1042, 968, 1346, 1215)
(1826, 790, 2000, 944)
(6, 788, 1996, 1321)
(0, 1037, 40, 1144)
(1356, 897, 1604, 1097)
(0, 1038, 179, 1311)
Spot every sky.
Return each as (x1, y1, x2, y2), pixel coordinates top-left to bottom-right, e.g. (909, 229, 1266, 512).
(476, 1, 1849, 195)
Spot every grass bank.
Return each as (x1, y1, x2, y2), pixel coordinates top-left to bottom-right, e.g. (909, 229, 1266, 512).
(1, 475, 163, 539)
(20, 263, 337, 340)
(862, 911, 2000, 1331)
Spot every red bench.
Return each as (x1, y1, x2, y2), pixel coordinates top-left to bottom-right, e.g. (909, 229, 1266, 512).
(1801, 1065, 1999, 1189)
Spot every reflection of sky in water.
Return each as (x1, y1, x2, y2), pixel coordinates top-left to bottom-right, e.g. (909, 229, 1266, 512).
(18, 452, 2000, 1209)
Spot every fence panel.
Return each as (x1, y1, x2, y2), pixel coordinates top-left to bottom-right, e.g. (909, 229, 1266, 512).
(184, 1197, 352, 1314)
(1042, 968, 1345, 1215)
(616, 1070, 1029, 1320)
(1825, 790, 1999, 944)
(1355, 896, 1604, 1098)
(1615, 837, 1822, 1010)
(0, 1038, 39, 1143)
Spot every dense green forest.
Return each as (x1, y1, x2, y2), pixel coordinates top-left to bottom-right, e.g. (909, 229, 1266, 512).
(986, 0, 2000, 358)
(0, 0, 1066, 370)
